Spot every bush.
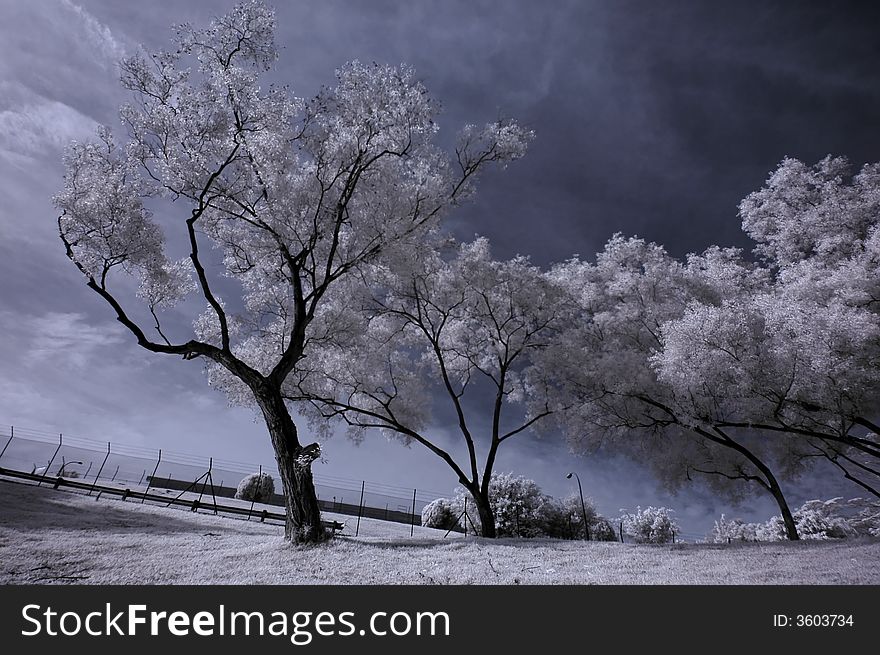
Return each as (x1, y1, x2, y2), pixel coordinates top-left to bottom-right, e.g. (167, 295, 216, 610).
(760, 498, 879, 541)
(591, 517, 618, 541)
(709, 498, 880, 543)
(543, 493, 599, 540)
(620, 506, 678, 544)
(235, 472, 275, 503)
(453, 473, 551, 537)
(421, 498, 460, 531)
(447, 474, 619, 540)
(708, 515, 761, 543)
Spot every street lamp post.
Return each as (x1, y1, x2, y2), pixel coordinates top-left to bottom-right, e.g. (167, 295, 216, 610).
(566, 472, 590, 541)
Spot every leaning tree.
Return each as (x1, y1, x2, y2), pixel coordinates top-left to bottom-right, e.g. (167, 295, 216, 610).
(542, 235, 809, 539)
(656, 156, 880, 499)
(53, 1, 531, 543)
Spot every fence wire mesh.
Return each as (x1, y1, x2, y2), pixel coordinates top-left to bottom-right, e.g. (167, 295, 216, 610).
(0, 425, 450, 528)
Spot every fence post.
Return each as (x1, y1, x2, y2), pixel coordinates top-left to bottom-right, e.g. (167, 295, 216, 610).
(89, 442, 111, 496)
(196, 457, 211, 506)
(142, 449, 161, 503)
(619, 520, 624, 543)
(247, 464, 261, 522)
(205, 457, 219, 514)
(355, 480, 366, 537)
(410, 488, 417, 537)
(0, 426, 14, 463)
(672, 530, 676, 544)
(38, 434, 63, 487)
(464, 497, 468, 537)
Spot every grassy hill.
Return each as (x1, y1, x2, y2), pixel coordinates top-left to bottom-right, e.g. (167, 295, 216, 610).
(1, 478, 878, 584)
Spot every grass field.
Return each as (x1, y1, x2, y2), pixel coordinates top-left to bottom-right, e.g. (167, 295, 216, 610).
(1, 478, 878, 585)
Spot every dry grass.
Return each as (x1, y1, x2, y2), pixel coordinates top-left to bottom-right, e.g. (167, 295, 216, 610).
(1, 478, 878, 584)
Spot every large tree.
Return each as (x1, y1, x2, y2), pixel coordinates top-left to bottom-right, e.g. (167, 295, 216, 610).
(544, 158, 880, 540)
(53, 1, 531, 543)
(282, 238, 566, 537)
(542, 235, 807, 539)
(656, 157, 880, 498)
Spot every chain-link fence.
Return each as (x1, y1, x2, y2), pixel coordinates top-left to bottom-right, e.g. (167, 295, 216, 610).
(0, 424, 451, 530)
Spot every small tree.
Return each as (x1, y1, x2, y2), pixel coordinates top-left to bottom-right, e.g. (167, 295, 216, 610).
(235, 472, 275, 503)
(421, 498, 459, 531)
(288, 239, 565, 539)
(620, 506, 678, 544)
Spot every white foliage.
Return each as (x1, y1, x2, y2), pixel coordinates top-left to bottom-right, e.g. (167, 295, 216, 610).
(234, 472, 275, 502)
(619, 506, 678, 544)
(760, 498, 880, 541)
(454, 473, 551, 538)
(707, 515, 761, 543)
(53, 0, 532, 422)
(710, 498, 880, 543)
(420, 498, 459, 531)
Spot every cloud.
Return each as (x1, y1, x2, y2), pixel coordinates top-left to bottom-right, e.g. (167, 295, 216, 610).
(0, 83, 96, 162)
(60, 0, 128, 67)
(19, 311, 125, 370)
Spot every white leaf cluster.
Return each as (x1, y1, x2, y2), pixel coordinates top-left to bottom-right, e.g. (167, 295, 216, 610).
(234, 471, 275, 502)
(709, 497, 880, 542)
(619, 506, 678, 544)
(55, 0, 533, 413)
(539, 156, 880, 508)
(420, 498, 459, 531)
(289, 237, 566, 445)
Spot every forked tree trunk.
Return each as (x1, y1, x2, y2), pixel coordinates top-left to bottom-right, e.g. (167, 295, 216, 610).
(255, 386, 326, 544)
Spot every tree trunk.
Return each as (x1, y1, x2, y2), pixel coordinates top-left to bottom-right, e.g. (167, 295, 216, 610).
(700, 427, 800, 541)
(727, 437, 799, 540)
(765, 474, 799, 541)
(470, 488, 497, 538)
(255, 386, 326, 544)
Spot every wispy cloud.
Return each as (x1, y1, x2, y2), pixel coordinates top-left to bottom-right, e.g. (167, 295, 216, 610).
(0, 83, 96, 162)
(21, 311, 125, 369)
(60, 0, 128, 67)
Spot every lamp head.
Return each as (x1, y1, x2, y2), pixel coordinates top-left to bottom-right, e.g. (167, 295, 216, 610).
(566, 473, 573, 479)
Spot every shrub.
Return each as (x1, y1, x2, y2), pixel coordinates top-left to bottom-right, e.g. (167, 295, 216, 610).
(709, 498, 880, 543)
(759, 498, 879, 541)
(235, 472, 275, 503)
(453, 473, 551, 537)
(708, 515, 761, 543)
(591, 517, 618, 541)
(620, 506, 678, 544)
(543, 493, 598, 540)
(421, 498, 460, 531)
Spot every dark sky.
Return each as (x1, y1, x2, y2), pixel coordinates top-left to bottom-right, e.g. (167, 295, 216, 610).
(1, 0, 878, 536)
